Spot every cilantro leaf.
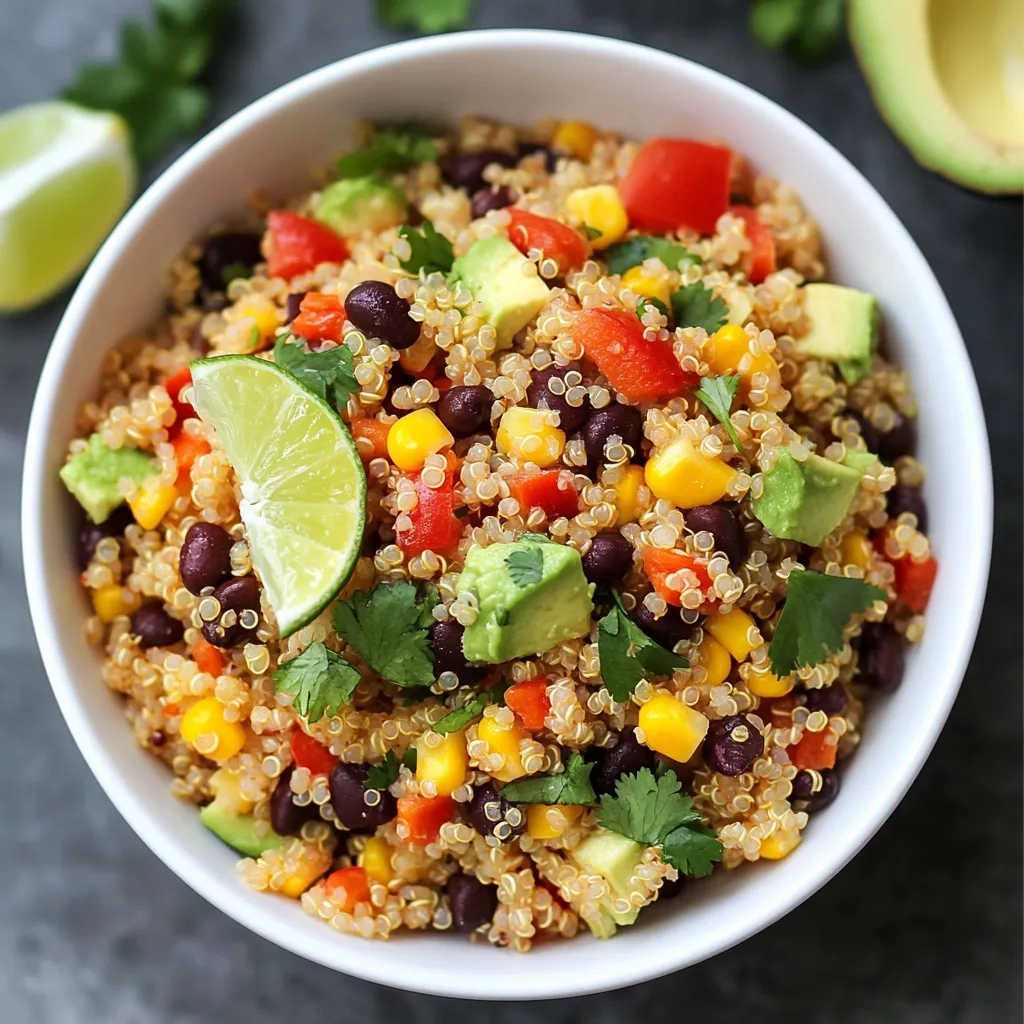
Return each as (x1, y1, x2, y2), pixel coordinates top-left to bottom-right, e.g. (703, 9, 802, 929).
(506, 546, 544, 587)
(335, 124, 438, 178)
(376, 0, 476, 35)
(696, 374, 742, 449)
(221, 261, 249, 287)
(364, 750, 401, 790)
(769, 570, 886, 676)
(661, 823, 723, 878)
(432, 681, 510, 735)
(749, 0, 844, 66)
(402, 747, 418, 771)
(272, 642, 361, 722)
(583, 223, 603, 241)
(636, 297, 669, 320)
(500, 753, 597, 805)
(398, 221, 454, 276)
(671, 282, 729, 334)
(332, 580, 437, 687)
(605, 235, 700, 276)
(519, 532, 555, 544)
(273, 333, 358, 409)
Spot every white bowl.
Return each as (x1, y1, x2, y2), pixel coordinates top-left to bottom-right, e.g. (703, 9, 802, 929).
(22, 29, 991, 1001)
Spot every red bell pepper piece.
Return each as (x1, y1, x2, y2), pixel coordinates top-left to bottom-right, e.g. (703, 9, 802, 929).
(172, 432, 211, 485)
(643, 548, 714, 607)
(508, 470, 579, 519)
(323, 866, 372, 911)
(164, 365, 196, 435)
(192, 635, 226, 678)
(619, 139, 732, 236)
(397, 794, 454, 844)
(504, 678, 551, 731)
(290, 731, 339, 776)
(789, 727, 839, 771)
(893, 555, 938, 614)
(395, 471, 460, 555)
(507, 208, 588, 272)
(266, 211, 349, 280)
(729, 204, 776, 284)
(573, 308, 693, 402)
(291, 292, 347, 344)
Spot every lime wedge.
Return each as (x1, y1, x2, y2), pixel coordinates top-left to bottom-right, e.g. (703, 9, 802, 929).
(189, 355, 367, 638)
(0, 102, 135, 312)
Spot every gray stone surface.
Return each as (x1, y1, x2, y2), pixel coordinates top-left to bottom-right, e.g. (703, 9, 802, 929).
(1, 2, 1021, 1022)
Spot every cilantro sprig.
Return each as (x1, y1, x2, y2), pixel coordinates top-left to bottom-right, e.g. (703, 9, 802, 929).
(432, 681, 510, 735)
(696, 374, 742, 449)
(749, 0, 845, 66)
(670, 281, 729, 334)
(335, 124, 438, 178)
(364, 749, 402, 790)
(636, 297, 669, 321)
(272, 641, 361, 722)
(605, 235, 700, 276)
(273, 332, 358, 410)
(376, 0, 477, 35)
(769, 570, 886, 676)
(332, 581, 437, 688)
(397, 221, 454, 276)
(597, 768, 722, 877)
(506, 546, 544, 587)
(500, 752, 597, 806)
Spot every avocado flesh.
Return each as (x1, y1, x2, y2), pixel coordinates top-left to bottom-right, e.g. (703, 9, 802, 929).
(314, 175, 407, 236)
(457, 539, 594, 664)
(795, 284, 878, 384)
(849, 0, 1023, 194)
(59, 432, 156, 523)
(570, 830, 647, 938)
(200, 802, 284, 858)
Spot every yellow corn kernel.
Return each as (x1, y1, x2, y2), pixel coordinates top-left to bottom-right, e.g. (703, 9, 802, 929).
(746, 668, 794, 698)
(416, 730, 469, 797)
(705, 606, 761, 662)
(564, 184, 629, 250)
(496, 406, 565, 468)
(612, 464, 646, 524)
(759, 829, 802, 861)
(236, 293, 281, 341)
(180, 697, 246, 761)
(552, 120, 597, 161)
(476, 714, 528, 782)
(638, 693, 709, 763)
(526, 803, 584, 839)
(92, 584, 128, 623)
(208, 768, 254, 815)
(703, 324, 780, 398)
(645, 437, 738, 509)
(360, 836, 395, 885)
(280, 849, 332, 898)
(128, 480, 178, 531)
(840, 529, 873, 569)
(698, 634, 732, 687)
(386, 408, 454, 473)
(621, 266, 672, 307)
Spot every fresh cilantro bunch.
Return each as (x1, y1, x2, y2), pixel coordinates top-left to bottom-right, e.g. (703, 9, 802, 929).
(749, 0, 846, 66)
(598, 768, 723, 877)
(335, 124, 438, 178)
(273, 333, 358, 409)
(398, 221, 455, 276)
(670, 281, 729, 334)
(62, 0, 232, 165)
(605, 235, 700, 276)
(432, 681, 511, 735)
(500, 753, 597, 806)
(377, 0, 477, 35)
(696, 375, 742, 449)
(272, 641, 361, 722)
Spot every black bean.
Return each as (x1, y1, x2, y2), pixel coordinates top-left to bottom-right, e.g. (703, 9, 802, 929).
(887, 483, 928, 533)
(440, 148, 516, 192)
(581, 405, 644, 475)
(270, 766, 318, 836)
(285, 291, 307, 323)
(791, 768, 840, 812)
(702, 714, 764, 776)
(853, 411, 916, 463)
(199, 232, 263, 292)
(462, 781, 524, 843)
(470, 185, 516, 218)
(78, 505, 133, 570)
(526, 365, 592, 434)
(149, 729, 167, 748)
(858, 622, 905, 693)
(328, 762, 397, 831)
(202, 575, 262, 649)
(516, 141, 558, 172)
(130, 602, 185, 649)
(685, 504, 748, 569)
(437, 385, 492, 438)
(592, 733, 656, 795)
(658, 875, 686, 899)
(429, 620, 485, 685)
(802, 684, 847, 717)
(446, 873, 498, 933)
(582, 531, 634, 586)
(631, 602, 695, 648)
(344, 281, 420, 349)
(179, 522, 233, 595)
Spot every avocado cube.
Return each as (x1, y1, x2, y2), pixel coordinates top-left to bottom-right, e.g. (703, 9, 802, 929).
(841, 448, 878, 474)
(314, 175, 407, 237)
(457, 538, 594, 664)
(450, 237, 552, 347)
(570, 830, 648, 938)
(795, 283, 879, 384)
(199, 801, 284, 858)
(59, 433, 156, 524)
(752, 450, 863, 546)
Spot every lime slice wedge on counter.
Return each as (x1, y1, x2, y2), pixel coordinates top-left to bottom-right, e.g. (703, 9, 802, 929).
(0, 101, 135, 312)
(189, 355, 367, 637)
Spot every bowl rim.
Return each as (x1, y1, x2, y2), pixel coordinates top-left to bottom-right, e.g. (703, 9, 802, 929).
(22, 28, 992, 1000)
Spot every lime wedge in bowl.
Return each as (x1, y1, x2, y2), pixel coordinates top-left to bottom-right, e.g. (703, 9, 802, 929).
(0, 101, 135, 312)
(189, 355, 367, 637)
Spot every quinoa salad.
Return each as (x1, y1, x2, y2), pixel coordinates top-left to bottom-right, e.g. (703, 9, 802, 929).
(61, 117, 938, 949)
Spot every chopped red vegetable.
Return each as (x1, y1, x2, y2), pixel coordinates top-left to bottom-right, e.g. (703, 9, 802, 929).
(618, 139, 732, 236)
(164, 365, 196, 435)
(266, 211, 349, 280)
(893, 555, 938, 614)
(729, 204, 776, 284)
(394, 470, 460, 555)
(397, 794, 454, 844)
(643, 548, 714, 607)
(191, 635, 225, 678)
(290, 730, 339, 776)
(172, 432, 211, 485)
(504, 678, 551, 731)
(507, 208, 588, 272)
(323, 866, 372, 911)
(508, 470, 579, 519)
(291, 292, 346, 344)
(789, 727, 839, 771)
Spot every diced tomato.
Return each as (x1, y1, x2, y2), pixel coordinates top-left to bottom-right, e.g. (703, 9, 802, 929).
(893, 555, 938, 614)
(192, 635, 225, 677)
(507, 208, 588, 272)
(394, 470, 460, 555)
(266, 211, 349, 280)
(729, 205, 776, 284)
(291, 292, 346, 344)
(504, 678, 551, 730)
(164, 365, 196, 435)
(508, 470, 579, 519)
(573, 308, 694, 402)
(397, 794, 454, 844)
(350, 418, 392, 463)
(618, 139, 733, 236)
(172, 432, 211, 485)
(789, 727, 838, 771)
(643, 548, 714, 607)
(323, 866, 372, 912)
(290, 730, 339, 776)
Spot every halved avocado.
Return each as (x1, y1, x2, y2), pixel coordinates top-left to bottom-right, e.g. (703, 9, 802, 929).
(849, 0, 1024, 194)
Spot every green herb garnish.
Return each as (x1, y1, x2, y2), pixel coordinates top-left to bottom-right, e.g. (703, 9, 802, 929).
(246, 324, 261, 350)
(605, 235, 700, 276)
(364, 749, 402, 790)
(696, 374, 742, 449)
(636, 297, 669, 320)
(749, 0, 845, 66)
(506, 546, 544, 587)
(272, 641, 361, 722)
(432, 681, 511, 735)
(402, 747, 418, 772)
(220, 261, 249, 287)
(273, 333, 357, 409)
(335, 123, 438, 178)
(670, 281, 729, 334)
(376, 0, 476, 35)
(500, 752, 597, 805)
(398, 220, 454, 276)
(583, 223, 603, 241)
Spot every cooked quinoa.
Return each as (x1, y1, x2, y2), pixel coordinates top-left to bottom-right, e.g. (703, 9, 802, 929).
(64, 116, 937, 950)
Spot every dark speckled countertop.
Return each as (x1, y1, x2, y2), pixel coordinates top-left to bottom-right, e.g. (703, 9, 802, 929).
(1, 2, 1021, 1021)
